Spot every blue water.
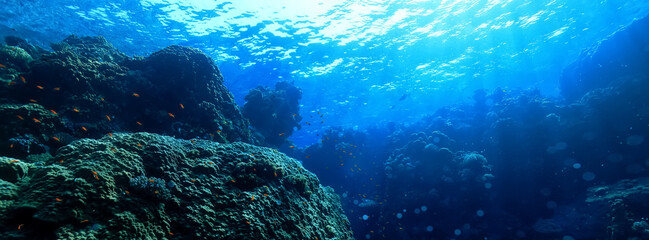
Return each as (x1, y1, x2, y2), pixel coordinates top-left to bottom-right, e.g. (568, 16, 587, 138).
(3, 0, 648, 146)
(3, 1, 649, 239)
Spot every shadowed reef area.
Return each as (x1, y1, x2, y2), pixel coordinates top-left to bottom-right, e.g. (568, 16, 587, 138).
(0, 36, 353, 240)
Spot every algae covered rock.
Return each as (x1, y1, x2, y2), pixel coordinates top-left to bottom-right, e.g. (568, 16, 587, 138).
(0, 132, 353, 240)
(243, 81, 303, 147)
(0, 35, 254, 160)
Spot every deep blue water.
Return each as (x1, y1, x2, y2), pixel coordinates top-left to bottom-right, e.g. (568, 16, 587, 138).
(3, 0, 649, 146)
(3, 0, 649, 239)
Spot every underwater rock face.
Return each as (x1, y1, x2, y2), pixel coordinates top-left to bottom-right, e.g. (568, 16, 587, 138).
(0, 132, 353, 240)
(560, 14, 649, 101)
(0, 35, 253, 159)
(587, 179, 649, 239)
(243, 81, 303, 147)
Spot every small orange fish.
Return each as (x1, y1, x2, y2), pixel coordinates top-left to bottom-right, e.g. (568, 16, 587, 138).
(10, 144, 14, 149)
(190, 179, 197, 182)
(208, 162, 214, 165)
(110, 149, 117, 152)
(132, 93, 140, 97)
(36, 85, 44, 90)
(55, 198, 62, 202)
(306, 155, 310, 158)
(49, 109, 58, 115)
(0, 63, 5, 68)
(73, 108, 80, 112)
(251, 196, 255, 201)
(52, 137, 60, 142)
(17, 223, 23, 230)
(81, 126, 87, 131)
(289, 145, 295, 148)
(137, 144, 143, 148)
(108, 132, 113, 137)
(92, 171, 99, 180)
(20, 76, 26, 83)
(246, 221, 251, 225)
(274, 172, 278, 177)
(9, 160, 19, 163)
(279, 133, 285, 136)
(32, 118, 41, 123)
(168, 113, 175, 118)
(7, 81, 16, 85)
(191, 139, 196, 144)
(136, 121, 142, 126)
(292, 114, 297, 117)
(80, 220, 89, 223)
(29, 99, 37, 103)
(154, 191, 159, 194)
(149, 179, 155, 183)
(124, 190, 130, 194)
(16, 115, 24, 120)
(216, 130, 221, 133)
(169, 232, 174, 236)
(263, 193, 269, 197)
(106, 115, 111, 121)
(53, 87, 60, 91)
(179, 103, 184, 109)
(230, 179, 236, 183)
(100, 98, 105, 101)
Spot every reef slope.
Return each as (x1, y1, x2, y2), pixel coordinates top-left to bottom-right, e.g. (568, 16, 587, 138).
(0, 132, 352, 240)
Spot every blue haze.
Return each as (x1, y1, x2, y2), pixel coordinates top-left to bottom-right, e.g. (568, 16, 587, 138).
(2, 0, 648, 146)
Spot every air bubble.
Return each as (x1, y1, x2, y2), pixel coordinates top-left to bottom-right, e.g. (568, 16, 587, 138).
(582, 172, 596, 181)
(476, 209, 484, 217)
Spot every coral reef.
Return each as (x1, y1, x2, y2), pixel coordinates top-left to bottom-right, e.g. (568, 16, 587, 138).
(243, 81, 302, 147)
(0, 35, 352, 240)
(587, 179, 649, 238)
(0, 133, 353, 239)
(0, 35, 253, 161)
(295, 15, 649, 238)
(560, 15, 649, 101)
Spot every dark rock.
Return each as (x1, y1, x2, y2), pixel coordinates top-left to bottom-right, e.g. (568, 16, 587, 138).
(0, 36, 254, 158)
(560, 15, 649, 102)
(243, 81, 302, 147)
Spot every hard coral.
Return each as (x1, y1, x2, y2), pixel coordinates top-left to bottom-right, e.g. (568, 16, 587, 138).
(243, 81, 302, 147)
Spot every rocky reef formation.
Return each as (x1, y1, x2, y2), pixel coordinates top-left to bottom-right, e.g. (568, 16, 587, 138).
(0, 35, 253, 161)
(291, 14, 649, 240)
(587, 179, 649, 239)
(560, 15, 649, 101)
(0, 36, 353, 239)
(243, 81, 302, 147)
(0, 132, 352, 239)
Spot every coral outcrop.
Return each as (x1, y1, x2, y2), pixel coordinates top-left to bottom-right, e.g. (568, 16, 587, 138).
(0, 35, 352, 240)
(0, 35, 253, 161)
(0, 132, 353, 239)
(243, 81, 302, 147)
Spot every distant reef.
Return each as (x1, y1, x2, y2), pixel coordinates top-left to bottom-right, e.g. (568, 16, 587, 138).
(0, 36, 353, 239)
(560, 14, 649, 102)
(293, 13, 649, 239)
